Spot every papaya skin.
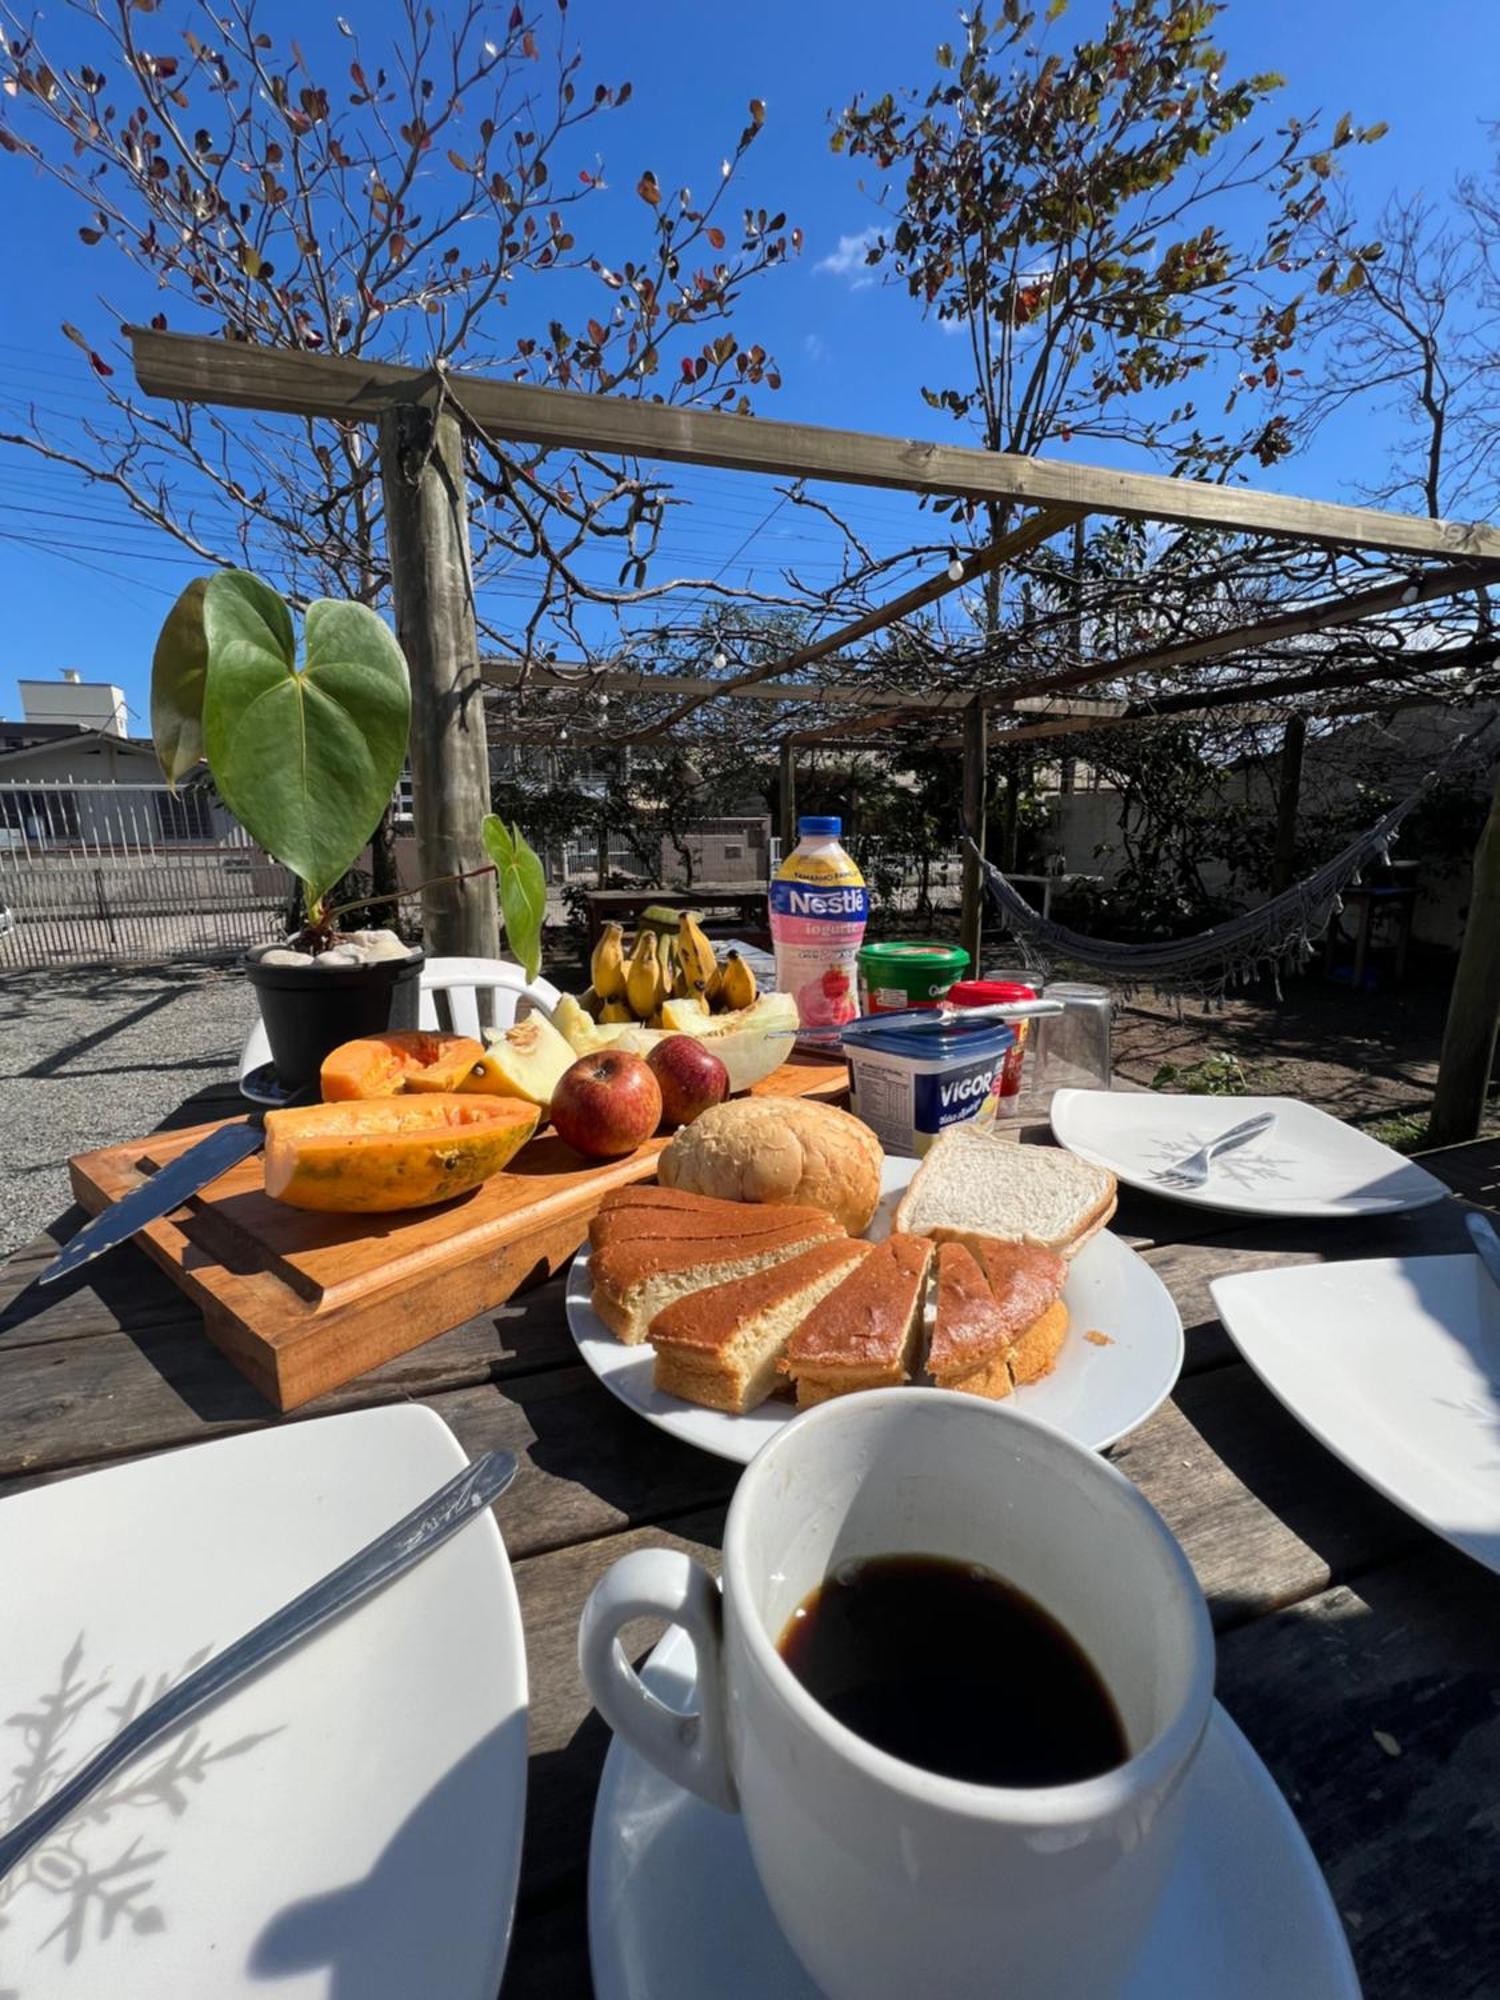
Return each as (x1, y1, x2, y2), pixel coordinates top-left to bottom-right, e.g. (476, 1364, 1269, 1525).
(264, 1094, 538, 1211)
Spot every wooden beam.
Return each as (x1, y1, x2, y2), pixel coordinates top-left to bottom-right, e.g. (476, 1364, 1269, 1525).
(793, 690, 1127, 749)
(1429, 757, 1500, 1145)
(129, 328, 1500, 562)
(987, 562, 1500, 709)
(625, 507, 1082, 743)
(481, 663, 975, 711)
(1271, 713, 1307, 893)
(960, 698, 987, 971)
(378, 405, 499, 960)
(989, 635, 1500, 744)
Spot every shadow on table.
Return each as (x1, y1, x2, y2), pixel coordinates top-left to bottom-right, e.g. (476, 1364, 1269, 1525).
(504, 1366, 740, 1538)
(1170, 1363, 1429, 1630)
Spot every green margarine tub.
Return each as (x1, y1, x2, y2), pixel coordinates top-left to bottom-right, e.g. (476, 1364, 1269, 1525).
(856, 940, 970, 1013)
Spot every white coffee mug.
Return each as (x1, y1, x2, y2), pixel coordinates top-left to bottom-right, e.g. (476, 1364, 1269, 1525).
(579, 1389, 1215, 1999)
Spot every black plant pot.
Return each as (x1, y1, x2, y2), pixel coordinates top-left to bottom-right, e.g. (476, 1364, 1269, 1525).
(246, 948, 424, 1093)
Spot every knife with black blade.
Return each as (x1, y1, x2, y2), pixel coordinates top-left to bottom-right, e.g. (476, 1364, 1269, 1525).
(38, 1091, 309, 1288)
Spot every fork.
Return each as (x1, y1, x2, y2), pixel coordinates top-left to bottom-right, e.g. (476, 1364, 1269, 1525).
(1150, 1111, 1278, 1190)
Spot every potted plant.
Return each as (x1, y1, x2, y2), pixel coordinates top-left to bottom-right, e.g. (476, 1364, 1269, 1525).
(152, 569, 419, 1090)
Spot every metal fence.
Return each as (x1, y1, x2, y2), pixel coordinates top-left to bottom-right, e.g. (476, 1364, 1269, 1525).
(0, 780, 293, 969)
(556, 816, 770, 886)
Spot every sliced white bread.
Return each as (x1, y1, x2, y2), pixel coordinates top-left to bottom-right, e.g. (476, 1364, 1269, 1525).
(893, 1123, 1116, 1256)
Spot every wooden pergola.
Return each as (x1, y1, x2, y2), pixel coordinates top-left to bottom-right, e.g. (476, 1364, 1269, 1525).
(126, 327, 1500, 1141)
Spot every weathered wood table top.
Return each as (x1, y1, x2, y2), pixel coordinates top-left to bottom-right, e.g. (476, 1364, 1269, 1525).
(4, 1087, 1499, 1997)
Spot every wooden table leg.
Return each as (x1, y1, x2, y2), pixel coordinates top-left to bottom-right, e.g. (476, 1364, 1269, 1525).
(1352, 898, 1372, 992)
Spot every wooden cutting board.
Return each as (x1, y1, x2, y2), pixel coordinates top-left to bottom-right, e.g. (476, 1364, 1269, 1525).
(69, 1054, 850, 1412)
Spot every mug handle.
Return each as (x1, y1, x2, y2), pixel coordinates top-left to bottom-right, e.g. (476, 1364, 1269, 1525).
(578, 1548, 737, 1812)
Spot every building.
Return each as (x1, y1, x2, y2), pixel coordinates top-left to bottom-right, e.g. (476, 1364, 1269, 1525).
(0, 671, 229, 847)
(15, 669, 129, 737)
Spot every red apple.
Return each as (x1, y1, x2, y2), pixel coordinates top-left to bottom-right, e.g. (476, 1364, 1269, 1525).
(648, 1035, 730, 1128)
(551, 1050, 663, 1159)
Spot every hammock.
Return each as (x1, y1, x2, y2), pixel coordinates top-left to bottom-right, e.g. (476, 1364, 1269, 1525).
(970, 714, 1496, 997)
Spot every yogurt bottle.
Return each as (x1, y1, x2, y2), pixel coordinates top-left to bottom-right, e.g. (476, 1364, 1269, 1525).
(770, 816, 867, 1034)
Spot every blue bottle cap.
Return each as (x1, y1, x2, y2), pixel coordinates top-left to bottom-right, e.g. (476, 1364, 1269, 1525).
(798, 816, 842, 837)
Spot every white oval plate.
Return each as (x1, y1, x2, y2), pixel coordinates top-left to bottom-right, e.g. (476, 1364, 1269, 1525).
(1213, 1253, 1500, 1578)
(1051, 1088, 1447, 1218)
(0, 1406, 527, 2000)
(566, 1156, 1183, 1461)
(588, 1624, 1358, 2000)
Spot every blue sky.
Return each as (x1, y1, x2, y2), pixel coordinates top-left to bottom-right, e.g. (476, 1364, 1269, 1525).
(2, 0, 1497, 730)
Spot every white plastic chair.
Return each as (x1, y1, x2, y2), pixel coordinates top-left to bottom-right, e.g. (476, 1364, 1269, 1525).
(238, 954, 563, 1102)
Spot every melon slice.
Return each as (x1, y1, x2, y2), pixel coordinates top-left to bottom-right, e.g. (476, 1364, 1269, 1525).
(553, 990, 797, 1094)
(474, 1012, 577, 1110)
(264, 1094, 538, 1212)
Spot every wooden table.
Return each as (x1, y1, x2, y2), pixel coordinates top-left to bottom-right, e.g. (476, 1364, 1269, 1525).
(583, 884, 769, 949)
(4, 1088, 1500, 1996)
(1323, 883, 1418, 991)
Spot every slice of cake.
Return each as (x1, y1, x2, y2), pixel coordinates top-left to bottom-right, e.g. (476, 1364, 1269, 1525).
(780, 1233, 934, 1409)
(591, 1197, 838, 1252)
(927, 1241, 1013, 1400)
(927, 1239, 1070, 1397)
(590, 1218, 842, 1345)
(651, 1239, 873, 1413)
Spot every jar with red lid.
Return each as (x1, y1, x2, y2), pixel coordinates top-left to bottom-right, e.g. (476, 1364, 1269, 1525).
(944, 977, 1035, 1115)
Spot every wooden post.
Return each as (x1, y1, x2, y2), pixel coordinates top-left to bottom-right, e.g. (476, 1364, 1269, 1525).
(378, 404, 500, 959)
(778, 739, 797, 859)
(1271, 712, 1307, 894)
(1429, 758, 1500, 1146)
(960, 697, 987, 971)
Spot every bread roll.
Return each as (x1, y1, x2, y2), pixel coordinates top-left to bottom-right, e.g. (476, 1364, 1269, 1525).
(658, 1097, 885, 1235)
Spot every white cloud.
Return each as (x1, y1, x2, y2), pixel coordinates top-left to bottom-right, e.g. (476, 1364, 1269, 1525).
(803, 332, 831, 363)
(815, 225, 883, 289)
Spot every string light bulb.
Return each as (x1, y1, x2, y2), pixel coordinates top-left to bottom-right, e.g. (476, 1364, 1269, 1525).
(713, 645, 728, 670)
(946, 549, 965, 582)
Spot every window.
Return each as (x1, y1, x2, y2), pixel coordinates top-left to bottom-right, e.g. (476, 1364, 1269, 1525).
(0, 788, 78, 841)
(155, 789, 214, 841)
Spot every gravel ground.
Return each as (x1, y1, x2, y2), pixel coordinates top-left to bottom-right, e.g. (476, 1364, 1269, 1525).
(0, 963, 255, 1256)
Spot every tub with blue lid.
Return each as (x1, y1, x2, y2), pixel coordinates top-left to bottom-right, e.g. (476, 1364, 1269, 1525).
(839, 1010, 1016, 1158)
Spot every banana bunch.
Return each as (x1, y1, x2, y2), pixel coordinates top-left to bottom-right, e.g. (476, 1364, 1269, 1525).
(579, 910, 758, 1024)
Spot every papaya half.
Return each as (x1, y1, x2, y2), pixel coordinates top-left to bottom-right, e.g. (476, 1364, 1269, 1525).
(264, 1094, 539, 1212)
(320, 1030, 486, 1101)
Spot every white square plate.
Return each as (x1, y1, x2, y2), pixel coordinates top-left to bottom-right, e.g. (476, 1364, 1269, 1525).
(0, 1406, 527, 1998)
(1212, 1254, 1500, 1574)
(1052, 1090, 1447, 1217)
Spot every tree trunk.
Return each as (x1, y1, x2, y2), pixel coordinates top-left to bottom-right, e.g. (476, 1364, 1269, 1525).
(1000, 750, 1022, 875)
(1271, 713, 1307, 895)
(960, 697, 987, 970)
(370, 799, 401, 932)
(778, 739, 797, 859)
(378, 405, 500, 960)
(1429, 758, 1500, 1146)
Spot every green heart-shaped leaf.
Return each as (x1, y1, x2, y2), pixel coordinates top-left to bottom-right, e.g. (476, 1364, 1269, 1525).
(482, 815, 547, 982)
(201, 570, 410, 910)
(150, 575, 211, 788)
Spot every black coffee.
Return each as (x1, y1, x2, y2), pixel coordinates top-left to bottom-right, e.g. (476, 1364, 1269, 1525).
(776, 1554, 1127, 1787)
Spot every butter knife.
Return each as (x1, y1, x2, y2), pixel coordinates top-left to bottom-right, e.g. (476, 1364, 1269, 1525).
(0, 1446, 519, 1881)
